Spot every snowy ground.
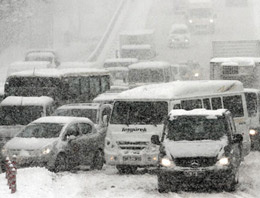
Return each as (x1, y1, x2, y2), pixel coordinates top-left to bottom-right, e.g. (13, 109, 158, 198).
(1, 152, 260, 197)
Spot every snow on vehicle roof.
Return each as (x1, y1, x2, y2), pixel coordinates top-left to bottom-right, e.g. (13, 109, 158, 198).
(169, 109, 227, 120)
(128, 61, 171, 69)
(10, 61, 51, 67)
(57, 103, 101, 110)
(120, 29, 154, 36)
(33, 116, 92, 124)
(26, 49, 57, 55)
(221, 61, 255, 67)
(121, 44, 152, 50)
(9, 68, 62, 78)
(1, 96, 54, 106)
(244, 88, 260, 93)
(116, 80, 243, 100)
(60, 68, 110, 76)
(210, 57, 260, 63)
(26, 52, 55, 58)
(93, 92, 119, 103)
(171, 24, 188, 30)
(104, 58, 138, 63)
(8, 68, 109, 78)
(106, 67, 129, 72)
(59, 62, 98, 69)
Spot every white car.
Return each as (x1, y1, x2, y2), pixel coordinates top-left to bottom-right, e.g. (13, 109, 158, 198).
(168, 24, 190, 48)
(1, 116, 105, 172)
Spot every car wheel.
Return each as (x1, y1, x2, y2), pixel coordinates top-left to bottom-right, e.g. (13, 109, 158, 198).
(116, 165, 137, 174)
(224, 170, 239, 192)
(53, 153, 69, 173)
(91, 150, 104, 170)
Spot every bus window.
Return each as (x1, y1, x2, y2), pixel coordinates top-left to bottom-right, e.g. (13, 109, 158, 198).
(223, 95, 244, 117)
(65, 77, 81, 99)
(89, 77, 101, 99)
(101, 76, 110, 93)
(245, 92, 257, 117)
(211, 97, 222, 110)
(80, 77, 90, 94)
(203, 98, 211, 109)
(181, 99, 202, 110)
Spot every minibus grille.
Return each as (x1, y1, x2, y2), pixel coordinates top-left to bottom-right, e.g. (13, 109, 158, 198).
(117, 141, 148, 150)
(175, 157, 217, 168)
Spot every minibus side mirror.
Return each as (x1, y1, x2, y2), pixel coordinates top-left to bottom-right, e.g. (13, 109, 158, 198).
(232, 134, 243, 144)
(151, 135, 160, 145)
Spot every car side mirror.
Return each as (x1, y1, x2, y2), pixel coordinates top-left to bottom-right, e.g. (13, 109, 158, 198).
(232, 134, 243, 144)
(151, 135, 160, 145)
(66, 135, 76, 143)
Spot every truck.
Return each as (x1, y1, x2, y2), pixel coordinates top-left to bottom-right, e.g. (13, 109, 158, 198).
(119, 30, 156, 60)
(186, 0, 216, 33)
(210, 40, 260, 89)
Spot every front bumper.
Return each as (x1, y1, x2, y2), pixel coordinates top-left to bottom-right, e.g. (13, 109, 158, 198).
(158, 166, 233, 186)
(105, 149, 159, 167)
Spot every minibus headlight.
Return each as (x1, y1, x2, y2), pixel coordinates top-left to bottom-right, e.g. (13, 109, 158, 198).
(189, 19, 193, 23)
(217, 157, 229, 166)
(194, 72, 199, 77)
(160, 157, 174, 167)
(42, 147, 51, 155)
(209, 19, 214, 23)
(249, 129, 257, 136)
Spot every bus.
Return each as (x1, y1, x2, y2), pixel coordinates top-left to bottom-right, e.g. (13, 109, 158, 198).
(210, 57, 260, 88)
(4, 68, 111, 104)
(244, 88, 260, 150)
(104, 80, 251, 173)
(128, 61, 176, 88)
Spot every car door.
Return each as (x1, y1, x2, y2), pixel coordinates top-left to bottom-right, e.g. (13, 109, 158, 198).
(77, 122, 101, 166)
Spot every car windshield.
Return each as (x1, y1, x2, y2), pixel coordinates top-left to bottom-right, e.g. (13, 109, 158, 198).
(110, 101, 168, 125)
(0, 106, 43, 125)
(53, 108, 98, 123)
(190, 8, 212, 18)
(17, 123, 64, 138)
(167, 116, 228, 141)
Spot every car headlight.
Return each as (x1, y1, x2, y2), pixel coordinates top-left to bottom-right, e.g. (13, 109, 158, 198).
(194, 72, 199, 77)
(1, 147, 7, 155)
(217, 157, 229, 166)
(209, 19, 214, 23)
(160, 156, 174, 167)
(185, 39, 189, 42)
(189, 19, 193, 23)
(42, 147, 51, 155)
(249, 129, 257, 136)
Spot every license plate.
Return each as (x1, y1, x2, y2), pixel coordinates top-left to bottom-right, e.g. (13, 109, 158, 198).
(184, 171, 198, 177)
(123, 156, 141, 161)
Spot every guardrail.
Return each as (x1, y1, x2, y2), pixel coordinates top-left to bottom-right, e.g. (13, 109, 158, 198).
(87, 0, 127, 62)
(5, 156, 17, 194)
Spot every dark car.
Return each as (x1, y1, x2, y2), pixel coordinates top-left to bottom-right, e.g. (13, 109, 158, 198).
(152, 109, 243, 192)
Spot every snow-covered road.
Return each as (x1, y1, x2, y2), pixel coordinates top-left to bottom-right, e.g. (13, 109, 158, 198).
(1, 152, 260, 198)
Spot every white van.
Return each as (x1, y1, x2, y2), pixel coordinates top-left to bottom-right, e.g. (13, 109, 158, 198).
(105, 80, 250, 173)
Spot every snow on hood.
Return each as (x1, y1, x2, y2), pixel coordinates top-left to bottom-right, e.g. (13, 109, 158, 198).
(164, 136, 228, 158)
(5, 137, 58, 150)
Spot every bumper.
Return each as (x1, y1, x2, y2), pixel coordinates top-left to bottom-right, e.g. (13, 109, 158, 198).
(158, 167, 233, 186)
(105, 150, 158, 167)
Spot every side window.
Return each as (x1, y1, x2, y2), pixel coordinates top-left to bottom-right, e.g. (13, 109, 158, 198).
(78, 123, 92, 135)
(101, 76, 110, 92)
(245, 92, 257, 117)
(66, 123, 80, 137)
(66, 77, 81, 99)
(89, 77, 101, 99)
(173, 104, 181, 109)
(211, 97, 222, 110)
(101, 106, 112, 122)
(80, 77, 90, 94)
(181, 99, 202, 110)
(203, 98, 211, 110)
(223, 95, 244, 117)
(46, 105, 54, 116)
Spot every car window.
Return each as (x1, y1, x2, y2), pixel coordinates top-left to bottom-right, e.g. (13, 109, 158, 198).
(66, 123, 80, 137)
(78, 123, 93, 135)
